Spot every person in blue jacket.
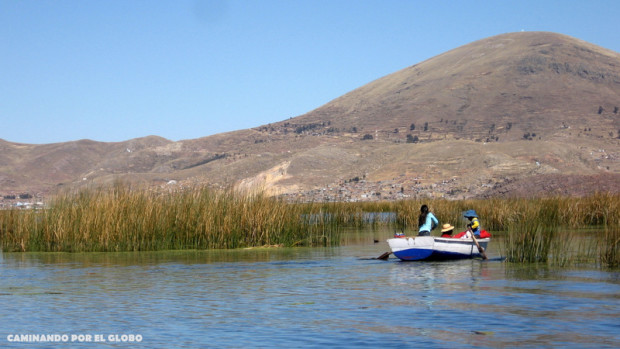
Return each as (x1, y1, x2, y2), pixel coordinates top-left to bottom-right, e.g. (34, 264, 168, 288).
(418, 204, 439, 236)
(464, 209, 481, 237)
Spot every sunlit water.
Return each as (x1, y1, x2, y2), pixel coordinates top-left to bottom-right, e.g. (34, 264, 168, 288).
(1, 230, 618, 348)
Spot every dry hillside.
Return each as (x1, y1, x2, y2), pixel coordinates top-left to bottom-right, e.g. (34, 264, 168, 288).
(1, 32, 619, 202)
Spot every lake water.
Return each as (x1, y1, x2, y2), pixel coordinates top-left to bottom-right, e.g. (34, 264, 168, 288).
(1, 229, 619, 348)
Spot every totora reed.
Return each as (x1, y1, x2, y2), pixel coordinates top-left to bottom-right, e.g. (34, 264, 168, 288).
(0, 186, 618, 267)
(0, 185, 342, 252)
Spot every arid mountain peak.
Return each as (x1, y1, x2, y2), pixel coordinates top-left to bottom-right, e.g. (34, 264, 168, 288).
(2, 32, 619, 201)
(288, 31, 620, 142)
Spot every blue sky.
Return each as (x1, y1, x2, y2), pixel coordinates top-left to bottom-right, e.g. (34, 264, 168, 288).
(2, 0, 619, 144)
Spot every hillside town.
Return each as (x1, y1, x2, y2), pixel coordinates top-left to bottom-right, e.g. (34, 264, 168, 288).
(279, 176, 470, 202)
(0, 194, 46, 209)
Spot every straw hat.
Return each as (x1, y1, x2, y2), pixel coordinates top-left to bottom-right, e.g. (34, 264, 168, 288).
(441, 223, 455, 233)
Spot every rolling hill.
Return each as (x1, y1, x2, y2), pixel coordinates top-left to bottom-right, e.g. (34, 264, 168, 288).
(1, 31, 619, 202)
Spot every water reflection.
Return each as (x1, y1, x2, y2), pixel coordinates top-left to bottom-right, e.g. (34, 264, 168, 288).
(0, 229, 618, 348)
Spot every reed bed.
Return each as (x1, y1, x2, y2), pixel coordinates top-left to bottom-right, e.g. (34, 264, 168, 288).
(369, 193, 619, 267)
(0, 187, 618, 267)
(295, 194, 618, 268)
(0, 185, 340, 252)
(502, 215, 557, 264)
(598, 226, 620, 268)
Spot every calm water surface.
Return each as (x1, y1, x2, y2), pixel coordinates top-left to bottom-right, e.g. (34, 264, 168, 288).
(1, 230, 618, 348)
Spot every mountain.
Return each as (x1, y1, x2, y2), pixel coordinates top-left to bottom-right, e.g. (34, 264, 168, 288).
(1, 32, 619, 201)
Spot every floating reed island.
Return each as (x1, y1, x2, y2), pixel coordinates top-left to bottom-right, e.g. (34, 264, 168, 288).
(0, 185, 618, 267)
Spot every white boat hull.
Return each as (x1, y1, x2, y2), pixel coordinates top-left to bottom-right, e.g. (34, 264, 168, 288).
(387, 236, 490, 261)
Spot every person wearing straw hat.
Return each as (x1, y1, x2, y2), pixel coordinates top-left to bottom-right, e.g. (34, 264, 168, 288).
(464, 209, 481, 237)
(440, 223, 455, 238)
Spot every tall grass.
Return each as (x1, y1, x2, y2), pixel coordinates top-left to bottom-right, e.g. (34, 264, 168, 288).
(0, 184, 340, 252)
(503, 219, 557, 264)
(1, 187, 618, 267)
(303, 193, 619, 233)
(598, 226, 620, 268)
(384, 193, 619, 267)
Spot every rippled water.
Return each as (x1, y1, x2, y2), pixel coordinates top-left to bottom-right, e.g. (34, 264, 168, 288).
(1, 230, 619, 348)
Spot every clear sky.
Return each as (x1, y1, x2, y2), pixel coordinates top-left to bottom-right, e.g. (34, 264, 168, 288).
(2, 0, 619, 144)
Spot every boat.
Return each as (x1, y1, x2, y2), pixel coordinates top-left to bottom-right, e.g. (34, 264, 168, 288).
(386, 235, 490, 261)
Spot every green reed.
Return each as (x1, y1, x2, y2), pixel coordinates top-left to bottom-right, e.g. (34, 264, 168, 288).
(1, 188, 618, 265)
(385, 194, 619, 267)
(0, 185, 341, 252)
(317, 193, 619, 234)
(503, 219, 557, 263)
(598, 226, 620, 268)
